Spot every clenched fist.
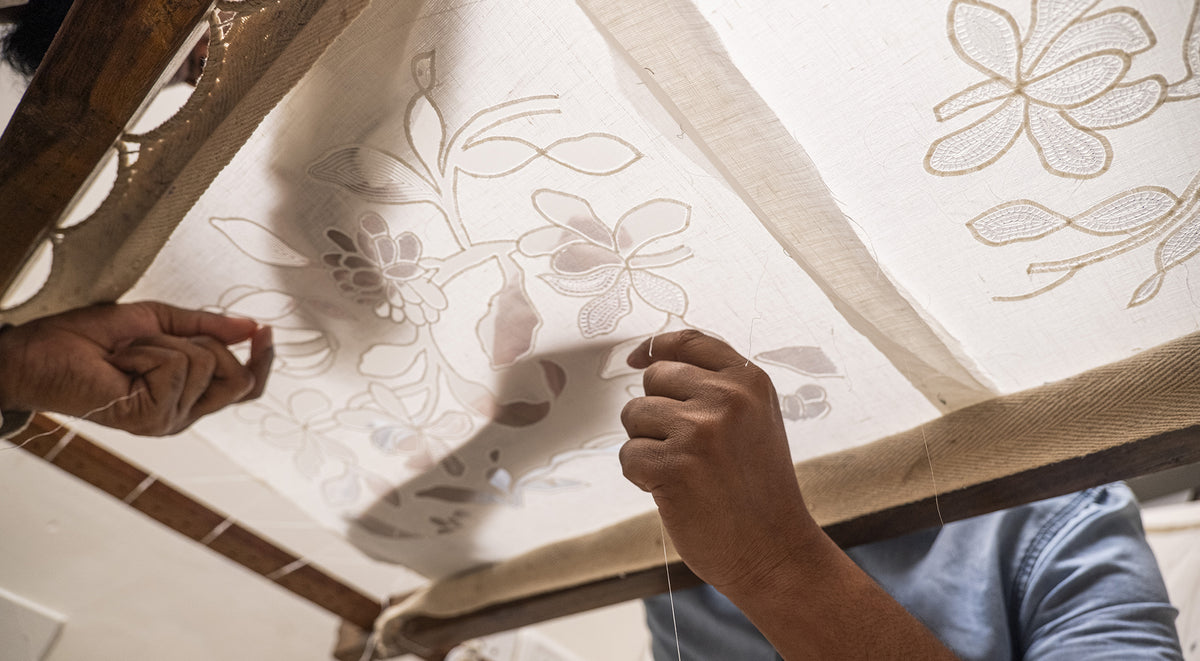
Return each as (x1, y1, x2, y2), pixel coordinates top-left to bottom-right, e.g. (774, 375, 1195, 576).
(619, 330, 821, 595)
(0, 301, 273, 436)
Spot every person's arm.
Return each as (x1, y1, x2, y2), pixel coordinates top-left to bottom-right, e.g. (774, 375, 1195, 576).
(0, 301, 273, 436)
(619, 329, 958, 660)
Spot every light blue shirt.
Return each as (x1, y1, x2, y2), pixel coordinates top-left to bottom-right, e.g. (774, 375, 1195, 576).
(645, 484, 1182, 660)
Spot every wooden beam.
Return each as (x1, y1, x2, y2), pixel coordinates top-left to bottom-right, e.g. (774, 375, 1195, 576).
(0, 0, 212, 293)
(11, 414, 382, 630)
(382, 424, 1200, 656)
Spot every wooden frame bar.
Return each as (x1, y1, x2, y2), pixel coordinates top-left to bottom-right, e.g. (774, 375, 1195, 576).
(0, 0, 213, 293)
(11, 414, 382, 630)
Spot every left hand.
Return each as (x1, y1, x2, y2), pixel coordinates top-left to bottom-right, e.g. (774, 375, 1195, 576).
(619, 330, 820, 596)
(0, 301, 273, 436)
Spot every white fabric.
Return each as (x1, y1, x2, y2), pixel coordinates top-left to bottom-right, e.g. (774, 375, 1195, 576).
(109, 0, 1200, 581)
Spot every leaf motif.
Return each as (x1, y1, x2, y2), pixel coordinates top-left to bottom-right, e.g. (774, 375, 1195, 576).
(1128, 272, 1164, 307)
(477, 266, 542, 368)
(614, 199, 691, 254)
(456, 138, 540, 177)
(543, 133, 642, 175)
(210, 218, 311, 267)
(1156, 209, 1200, 271)
(756, 346, 839, 377)
(407, 93, 445, 181)
(1071, 187, 1177, 234)
(967, 202, 1069, 245)
(579, 272, 633, 338)
(531, 189, 612, 247)
(307, 146, 439, 205)
(631, 271, 688, 316)
(494, 400, 551, 427)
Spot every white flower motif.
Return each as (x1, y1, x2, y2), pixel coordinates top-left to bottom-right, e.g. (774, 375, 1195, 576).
(324, 211, 448, 326)
(926, 0, 1165, 178)
(519, 190, 693, 338)
(337, 383, 473, 473)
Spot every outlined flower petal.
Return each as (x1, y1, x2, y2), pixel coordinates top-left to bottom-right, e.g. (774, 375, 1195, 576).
(1025, 104, 1110, 178)
(1167, 7, 1200, 100)
(579, 272, 633, 338)
(478, 268, 541, 368)
(933, 79, 1013, 122)
(308, 146, 439, 205)
(221, 288, 300, 320)
(543, 133, 642, 175)
(289, 389, 333, 419)
(518, 226, 587, 256)
(628, 245, 693, 269)
(411, 50, 436, 92)
(967, 201, 1070, 245)
(631, 270, 687, 316)
(949, 0, 1021, 81)
(407, 93, 446, 182)
(531, 189, 613, 248)
(552, 243, 623, 273)
(1068, 76, 1165, 129)
(210, 218, 311, 267)
(1023, 0, 1099, 74)
(1023, 53, 1128, 107)
(1032, 8, 1154, 77)
(540, 266, 622, 297)
(756, 346, 839, 377)
(925, 96, 1024, 175)
(427, 411, 474, 440)
(359, 342, 423, 379)
(409, 277, 448, 310)
(614, 199, 691, 254)
(1072, 187, 1178, 234)
(456, 137, 540, 177)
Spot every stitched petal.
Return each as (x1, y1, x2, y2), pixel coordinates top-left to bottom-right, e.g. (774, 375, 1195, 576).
(531, 189, 613, 248)
(614, 199, 691, 255)
(1024, 53, 1127, 107)
(949, 0, 1020, 81)
(578, 272, 632, 338)
(1026, 104, 1110, 178)
(1068, 76, 1164, 129)
(925, 96, 1024, 175)
(1032, 9, 1154, 77)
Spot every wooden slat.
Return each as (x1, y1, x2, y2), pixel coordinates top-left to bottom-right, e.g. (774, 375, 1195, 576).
(380, 425, 1200, 657)
(0, 0, 212, 293)
(12, 414, 382, 630)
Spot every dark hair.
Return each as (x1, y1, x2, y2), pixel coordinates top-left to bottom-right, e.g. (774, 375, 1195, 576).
(1, 0, 74, 77)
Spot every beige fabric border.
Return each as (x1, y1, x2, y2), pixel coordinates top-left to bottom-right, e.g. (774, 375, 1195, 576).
(378, 329, 1200, 631)
(576, 0, 996, 412)
(0, 0, 370, 325)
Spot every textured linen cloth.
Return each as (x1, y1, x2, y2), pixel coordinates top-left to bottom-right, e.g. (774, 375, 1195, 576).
(646, 483, 1182, 660)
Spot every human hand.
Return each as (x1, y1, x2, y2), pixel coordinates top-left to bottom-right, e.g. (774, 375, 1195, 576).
(620, 330, 820, 595)
(0, 301, 273, 436)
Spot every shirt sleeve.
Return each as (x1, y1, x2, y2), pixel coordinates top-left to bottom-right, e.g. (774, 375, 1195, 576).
(1018, 484, 1183, 661)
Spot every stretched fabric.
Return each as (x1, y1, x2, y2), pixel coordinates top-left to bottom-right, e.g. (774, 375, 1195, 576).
(3, 0, 1198, 633)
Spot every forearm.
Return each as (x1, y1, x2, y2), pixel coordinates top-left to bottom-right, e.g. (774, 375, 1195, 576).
(720, 525, 960, 661)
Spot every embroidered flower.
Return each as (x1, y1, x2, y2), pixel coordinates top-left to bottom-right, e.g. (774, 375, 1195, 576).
(337, 383, 472, 473)
(926, 0, 1165, 179)
(519, 190, 692, 338)
(323, 211, 448, 324)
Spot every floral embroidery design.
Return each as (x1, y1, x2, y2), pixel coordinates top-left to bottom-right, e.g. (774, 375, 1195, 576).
(969, 169, 1200, 306)
(337, 382, 473, 473)
(518, 190, 692, 338)
(205, 285, 339, 377)
(323, 211, 448, 326)
(926, 0, 1178, 179)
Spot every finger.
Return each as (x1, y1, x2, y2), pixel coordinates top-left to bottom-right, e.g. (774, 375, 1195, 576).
(106, 343, 191, 434)
(619, 437, 671, 493)
(627, 330, 747, 372)
(641, 360, 713, 400)
(125, 335, 217, 415)
(141, 301, 259, 344)
(241, 325, 274, 402)
(187, 336, 257, 419)
(620, 396, 682, 440)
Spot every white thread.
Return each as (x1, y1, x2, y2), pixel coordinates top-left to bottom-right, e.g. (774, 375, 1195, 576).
(266, 557, 310, 581)
(200, 517, 236, 545)
(920, 426, 945, 527)
(659, 518, 683, 661)
(123, 475, 157, 504)
(41, 430, 76, 462)
(356, 629, 378, 661)
(1, 390, 143, 454)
